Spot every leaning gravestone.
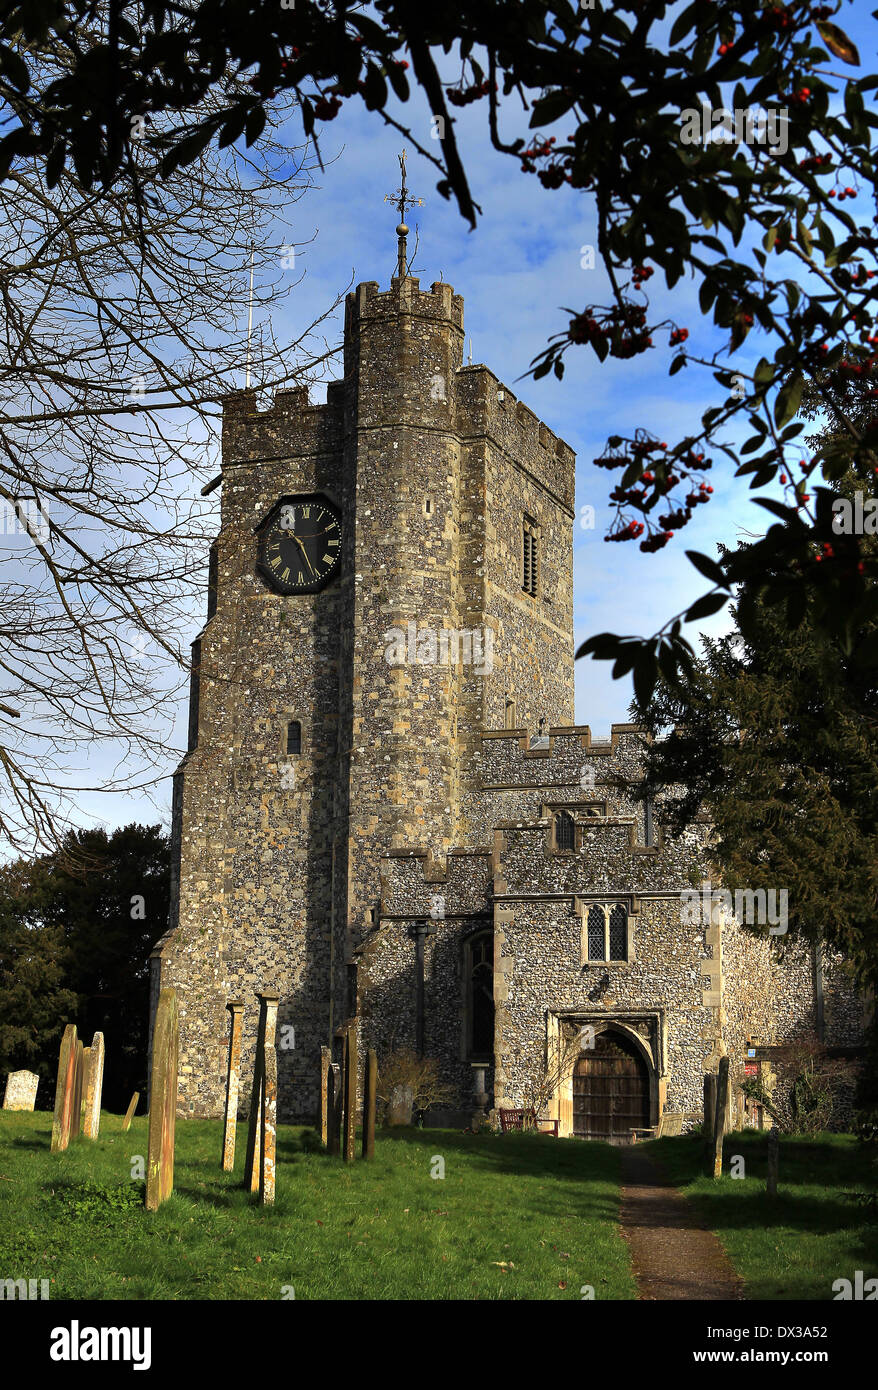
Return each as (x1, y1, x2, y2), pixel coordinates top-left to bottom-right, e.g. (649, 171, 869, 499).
(83, 1032, 105, 1139)
(2, 1070, 39, 1112)
(243, 994, 280, 1195)
(146, 987, 179, 1211)
(51, 1024, 78, 1152)
(122, 1091, 140, 1132)
(221, 1001, 245, 1172)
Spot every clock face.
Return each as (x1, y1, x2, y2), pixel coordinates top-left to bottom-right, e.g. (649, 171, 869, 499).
(256, 495, 343, 595)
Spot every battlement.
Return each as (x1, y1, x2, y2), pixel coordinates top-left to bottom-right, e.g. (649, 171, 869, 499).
(478, 723, 646, 788)
(379, 846, 492, 918)
(345, 276, 465, 332)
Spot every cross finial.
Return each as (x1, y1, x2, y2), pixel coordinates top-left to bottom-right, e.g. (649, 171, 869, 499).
(384, 148, 424, 280)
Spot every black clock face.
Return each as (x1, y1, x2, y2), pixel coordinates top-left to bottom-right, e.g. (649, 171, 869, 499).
(256, 496, 343, 595)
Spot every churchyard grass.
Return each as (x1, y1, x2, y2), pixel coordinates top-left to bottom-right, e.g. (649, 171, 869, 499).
(644, 1128, 878, 1300)
(0, 1111, 635, 1300)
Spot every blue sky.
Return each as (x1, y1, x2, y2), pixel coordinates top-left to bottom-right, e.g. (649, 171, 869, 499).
(61, 1, 875, 837)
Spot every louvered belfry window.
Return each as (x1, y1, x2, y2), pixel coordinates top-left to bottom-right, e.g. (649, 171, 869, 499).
(522, 517, 539, 597)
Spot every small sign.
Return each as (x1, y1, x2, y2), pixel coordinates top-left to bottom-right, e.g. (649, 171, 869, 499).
(744, 1061, 758, 1077)
(746, 1048, 756, 1058)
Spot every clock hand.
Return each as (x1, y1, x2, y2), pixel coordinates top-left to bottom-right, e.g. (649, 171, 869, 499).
(291, 533, 317, 576)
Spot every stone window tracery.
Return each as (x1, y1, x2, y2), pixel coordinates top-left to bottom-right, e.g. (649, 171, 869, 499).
(585, 903, 629, 963)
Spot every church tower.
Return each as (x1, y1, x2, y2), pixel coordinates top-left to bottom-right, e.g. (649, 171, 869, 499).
(152, 159, 577, 1120)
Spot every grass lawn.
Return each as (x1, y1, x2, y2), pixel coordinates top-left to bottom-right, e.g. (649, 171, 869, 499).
(644, 1128, 878, 1301)
(0, 1111, 636, 1300)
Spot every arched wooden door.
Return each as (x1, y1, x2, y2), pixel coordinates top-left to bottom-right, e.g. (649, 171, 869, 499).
(573, 1031, 650, 1142)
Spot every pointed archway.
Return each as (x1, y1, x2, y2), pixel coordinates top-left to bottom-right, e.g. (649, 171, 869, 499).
(572, 1028, 651, 1142)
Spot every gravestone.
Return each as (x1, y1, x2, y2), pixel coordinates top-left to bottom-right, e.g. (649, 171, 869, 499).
(51, 1024, 78, 1152)
(146, 987, 179, 1211)
(122, 1092, 140, 1131)
(343, 1024, 357, 1163)
(703, 1072, 717, 1144)
(243, 994, 280, 1194)
(259, 1044, 278, 1206)
(710, 1056, 730, 1179)
(221, 1001, 245, 1172)
(2, 1070, 39, 1112)
(70, 1041, 85, 1139)
(327, 1062, 342, 1156)
(387, 1084, 414, 1127)
(362, 1048, 377, 1160)
(319, 1046, 331, 1147)
(766, 1126, 779, 1198)
(83, 1032, 105, 1139)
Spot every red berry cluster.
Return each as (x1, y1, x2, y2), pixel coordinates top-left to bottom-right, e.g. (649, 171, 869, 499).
(837, 355, 878, 378)
(717, 38, 735, 55)
(448, 80, 495, 107)
(828, 185, 857, 200)
(669, 327, 689, 346)
(313, 95, 342, 120)
(632, 264, 654, 290)
(763, 6, 794, 30)
(791, 86, 811, 105)
(798, 152, 831, 173)
(606, 520, 645, 542)
(811, 4, 833, 18)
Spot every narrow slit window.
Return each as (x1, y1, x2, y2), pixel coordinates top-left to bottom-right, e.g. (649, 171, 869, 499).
(286, 720, 302, 755)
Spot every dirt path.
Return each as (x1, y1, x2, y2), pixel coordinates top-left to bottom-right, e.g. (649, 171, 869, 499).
(619, 1146, 745, 1300)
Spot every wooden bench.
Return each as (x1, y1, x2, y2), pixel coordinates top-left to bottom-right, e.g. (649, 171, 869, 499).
(499, 1108, 559, 1137)
(630, 1110, 684, 1143)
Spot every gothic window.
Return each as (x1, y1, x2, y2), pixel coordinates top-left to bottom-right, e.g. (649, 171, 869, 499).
(466, 931, 494, 1059)
(585, 903, 629, 963)
(555, 810, 576, 851)
(522, 517, 539, 597)
(286, 720, 302, 755)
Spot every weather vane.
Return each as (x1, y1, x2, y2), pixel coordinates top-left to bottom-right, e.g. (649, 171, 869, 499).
(384, 148, 424, 280)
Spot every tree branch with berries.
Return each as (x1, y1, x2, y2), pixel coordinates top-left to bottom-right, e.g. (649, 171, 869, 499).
(2, 0, 877, 703)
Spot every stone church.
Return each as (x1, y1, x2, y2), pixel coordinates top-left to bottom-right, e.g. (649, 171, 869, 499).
(151, 207, 864, 1139)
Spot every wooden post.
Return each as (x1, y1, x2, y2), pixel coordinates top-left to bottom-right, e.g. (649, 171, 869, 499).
(343, 1023, 357, 1163)
(221, 1001, 245, 1171)
(145, 988, 179, 1211)
(362, 1048, 377, 1159)
(711, 1056, 730, 1179)
(766, 1126, 779, 1198)
(51, 1024, 78, 1153)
